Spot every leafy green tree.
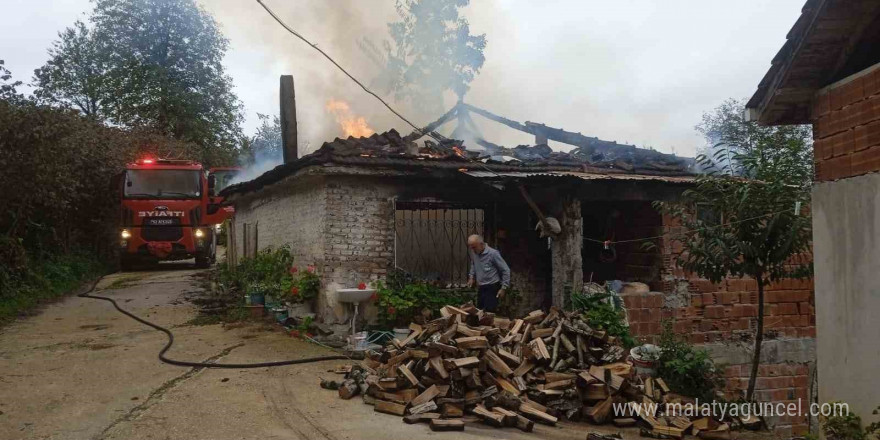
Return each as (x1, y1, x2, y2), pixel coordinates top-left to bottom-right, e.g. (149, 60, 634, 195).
(32, 0, 243, 166)
(696, 98, 813, 183)
(660, 100, 813, 402)
(240, 113, 282, 165)
(1, 60, 23, 103)
(33, 21, 105, 116)
(379, 0, 487, 114)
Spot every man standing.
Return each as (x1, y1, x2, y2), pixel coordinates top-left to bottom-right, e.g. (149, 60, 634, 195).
(466, 234, 511, 312)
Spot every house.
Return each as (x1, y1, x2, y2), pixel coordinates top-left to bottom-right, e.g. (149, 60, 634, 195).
(223, 100, 817, 435)
(746, 0, 880, 423)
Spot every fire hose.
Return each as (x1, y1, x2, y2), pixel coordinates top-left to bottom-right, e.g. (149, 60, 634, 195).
(78, 276, 349, 369)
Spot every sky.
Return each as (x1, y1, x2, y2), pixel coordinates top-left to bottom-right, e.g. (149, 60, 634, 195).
(1, 0, 805, 158)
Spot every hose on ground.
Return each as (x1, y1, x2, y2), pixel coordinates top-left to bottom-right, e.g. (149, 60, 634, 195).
(78, 277, 350, 369)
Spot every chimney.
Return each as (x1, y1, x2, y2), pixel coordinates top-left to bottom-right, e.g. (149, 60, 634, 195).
(280, 75, 298, 163)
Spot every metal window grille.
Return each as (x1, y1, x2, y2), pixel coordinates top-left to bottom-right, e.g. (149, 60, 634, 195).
(394, 201, 485, 286)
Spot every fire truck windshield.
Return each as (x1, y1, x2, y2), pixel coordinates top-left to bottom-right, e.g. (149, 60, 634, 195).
(124, 170, 201, 199)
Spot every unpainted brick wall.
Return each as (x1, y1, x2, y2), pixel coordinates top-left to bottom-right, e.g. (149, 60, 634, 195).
(813, 65, 880, 181)
(618, 213, 816, 436)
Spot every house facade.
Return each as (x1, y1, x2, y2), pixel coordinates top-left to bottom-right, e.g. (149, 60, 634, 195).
(746, 0, 880, 425)
(224, 126, 817, 435)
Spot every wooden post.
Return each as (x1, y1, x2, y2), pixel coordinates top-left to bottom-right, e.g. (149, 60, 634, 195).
(280, 75, 298, 163)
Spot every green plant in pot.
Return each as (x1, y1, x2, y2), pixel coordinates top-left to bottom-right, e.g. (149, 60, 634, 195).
(286, 265, 320, 313)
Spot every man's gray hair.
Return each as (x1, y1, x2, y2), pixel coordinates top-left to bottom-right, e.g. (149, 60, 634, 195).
(467, 234, 484, 244)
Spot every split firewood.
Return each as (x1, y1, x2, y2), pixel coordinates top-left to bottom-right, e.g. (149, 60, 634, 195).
(403, 412, 440, 424)
(375, 400, 407, 416)
(429, 419, 464, 431)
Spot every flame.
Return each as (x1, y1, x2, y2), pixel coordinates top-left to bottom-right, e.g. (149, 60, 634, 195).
(325, 99, 374, 138)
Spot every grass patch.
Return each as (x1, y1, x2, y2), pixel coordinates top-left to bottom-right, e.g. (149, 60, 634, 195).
(0, 253, 107, 325)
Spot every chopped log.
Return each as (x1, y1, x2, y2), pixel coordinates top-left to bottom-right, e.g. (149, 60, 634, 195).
(378, 378, 399, 391)
(377, 389, 419, 404)
(650, 426, 685, 439)
(397, 364, 419, 387)
(472, 404, 506, 427)
(409, 349, 429, 359)
(456, 324, 483, 337)
(455, 336, 488, 349)
(523, 310, 545, 324)
(655, 378, 671, 393)
(443, 356, 479, 370)
(529, 337, 550, 361)
(494, 377, 520, 395)
(515, 415, 535, 432)
(584, 396, 613, 424)
(584, 383, 610, 401)
(645, 377, 654, 397)
(492, 406, 520, 427)
(403, 412, 440, 424)
(512, 359, 535, 377)
(338, 379, 360, 399)
(408, 400, 438, 415)
(440, 305, 468, 317)
(496, 348, 521, 366)
(483, 350, 514, 377)
(519, 402, 558, 425)
(530, 327, 555, 338)
(375, 400, 408, 416)
(428, 356, 449, 379)
(386, 350, 411, 366)
(613, 417, 639, 427)
(429, 419, 465, 431)
(363, 394, 378, 405)
(543, 379, 574, 390)
(410, 385, 440, 408)
(441, 402, 464, 418)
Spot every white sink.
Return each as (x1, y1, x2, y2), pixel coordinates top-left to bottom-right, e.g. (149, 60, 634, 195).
(336, 288, 375, 303)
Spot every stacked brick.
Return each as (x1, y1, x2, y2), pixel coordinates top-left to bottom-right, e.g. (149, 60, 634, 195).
(813, 67, 880, 181)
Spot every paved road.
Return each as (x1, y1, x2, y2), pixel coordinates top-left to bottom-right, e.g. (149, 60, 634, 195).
(0, 263, 749, 440)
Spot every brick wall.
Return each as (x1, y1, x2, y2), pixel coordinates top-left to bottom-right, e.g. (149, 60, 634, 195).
(813, 64, 880, 181)
(619, 213, 817, 436)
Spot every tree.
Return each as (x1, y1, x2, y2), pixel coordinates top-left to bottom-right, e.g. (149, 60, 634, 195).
(245, 113, 282, 165)
(661, 99, 813, 402)
(32, 0, 243, 166)
(32, 21, 105, 116)
(695, 98, 813, 183)
(379, 0, 487, 114)
(1, 60, 23, 103)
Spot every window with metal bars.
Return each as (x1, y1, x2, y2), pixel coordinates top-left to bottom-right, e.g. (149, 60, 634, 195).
(394, 201, 485, 286)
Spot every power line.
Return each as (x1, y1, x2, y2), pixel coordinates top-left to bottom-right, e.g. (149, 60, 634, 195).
(255, 0, 800, 249)
(583, 208, 800, 246)
(256, 0, 426, 136)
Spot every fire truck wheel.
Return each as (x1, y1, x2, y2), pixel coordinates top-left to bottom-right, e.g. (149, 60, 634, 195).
(195, 255, 210, 268)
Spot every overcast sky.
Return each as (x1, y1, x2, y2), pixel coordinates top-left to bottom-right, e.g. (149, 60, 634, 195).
(1, 0, 804, 157)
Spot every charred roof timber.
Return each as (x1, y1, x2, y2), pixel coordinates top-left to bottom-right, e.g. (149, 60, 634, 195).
(222, 103, 694, 197)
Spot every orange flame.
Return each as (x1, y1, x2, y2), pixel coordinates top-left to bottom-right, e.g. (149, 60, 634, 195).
(325, 99, 374, 138)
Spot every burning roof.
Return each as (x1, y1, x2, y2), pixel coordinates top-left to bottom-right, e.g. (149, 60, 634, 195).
(222, 127, 694, 197)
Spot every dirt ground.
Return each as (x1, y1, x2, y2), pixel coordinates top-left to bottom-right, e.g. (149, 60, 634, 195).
(0, 262, 776, 440)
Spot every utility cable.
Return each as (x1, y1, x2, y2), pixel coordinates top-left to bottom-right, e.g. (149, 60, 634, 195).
(582, 207, 800, 246)
(256, 0, 427, 138)
(79, 279, 349, 369)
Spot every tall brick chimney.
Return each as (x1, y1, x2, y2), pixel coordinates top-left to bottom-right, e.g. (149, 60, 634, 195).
(280, 75, 298, 163)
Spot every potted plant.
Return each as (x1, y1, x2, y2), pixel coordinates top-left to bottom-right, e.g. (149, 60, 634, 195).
(286, 265, 320, 317)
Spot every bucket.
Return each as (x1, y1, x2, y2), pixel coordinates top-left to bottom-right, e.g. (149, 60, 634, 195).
(273, 308, 289, 323)
(249, 293, 265, 305)
(393, 328, 410, 341)
(349, 331, 369, 350)
(630, 344, 661, 377)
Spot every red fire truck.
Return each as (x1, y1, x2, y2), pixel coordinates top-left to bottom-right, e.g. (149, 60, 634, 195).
(117, 158, 238, 269)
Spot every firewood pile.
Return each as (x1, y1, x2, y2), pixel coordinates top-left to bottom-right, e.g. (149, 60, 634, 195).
(320, 304, 735, 437)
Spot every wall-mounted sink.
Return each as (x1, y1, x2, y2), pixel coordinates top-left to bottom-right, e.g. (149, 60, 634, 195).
(336, 288, 375, 303)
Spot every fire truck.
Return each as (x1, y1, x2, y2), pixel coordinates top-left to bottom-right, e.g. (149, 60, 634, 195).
(117, 158, 238, 269)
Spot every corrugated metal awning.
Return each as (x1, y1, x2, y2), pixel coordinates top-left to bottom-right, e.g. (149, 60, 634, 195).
(462, 170, 696, 183)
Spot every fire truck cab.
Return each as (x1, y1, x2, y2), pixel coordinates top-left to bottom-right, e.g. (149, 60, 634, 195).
(118, 158, 231, 269)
